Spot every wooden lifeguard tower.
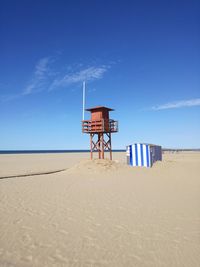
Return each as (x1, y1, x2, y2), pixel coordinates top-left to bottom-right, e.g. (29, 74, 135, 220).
(82, 106, 118, 160)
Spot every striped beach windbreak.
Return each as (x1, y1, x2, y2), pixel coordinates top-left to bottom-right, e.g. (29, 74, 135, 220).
(126, 143, 162, 167)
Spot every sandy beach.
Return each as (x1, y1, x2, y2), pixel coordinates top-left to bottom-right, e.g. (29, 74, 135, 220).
(0, 152, 199, 267)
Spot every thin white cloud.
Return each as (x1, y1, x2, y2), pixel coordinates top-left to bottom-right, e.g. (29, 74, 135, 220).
(49, 66, 108, 90)
(23, 57, 51, 95)
(0, 57, 111, 102)
(0, 57, 53, 102)
(152, 98, 200, 110)
(0, 93, 21, 102)
(35, 57, 50, 77)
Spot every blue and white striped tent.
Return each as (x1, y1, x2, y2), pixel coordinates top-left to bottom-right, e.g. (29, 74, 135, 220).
(126, 143, 162, 167)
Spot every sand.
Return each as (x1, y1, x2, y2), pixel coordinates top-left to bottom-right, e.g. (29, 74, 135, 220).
(0, 152, 200, 267)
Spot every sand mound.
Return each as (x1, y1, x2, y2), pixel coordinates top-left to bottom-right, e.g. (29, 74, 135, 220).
(67, 158, 128, 173)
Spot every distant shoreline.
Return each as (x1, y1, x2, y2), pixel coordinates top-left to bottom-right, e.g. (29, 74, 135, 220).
(0, 149, 199, 154)
(0, 149, 126, 155)
(162, 149, 200, 152)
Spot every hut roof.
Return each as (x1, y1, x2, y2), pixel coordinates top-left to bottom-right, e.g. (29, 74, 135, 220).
(85, 106, 114, 112)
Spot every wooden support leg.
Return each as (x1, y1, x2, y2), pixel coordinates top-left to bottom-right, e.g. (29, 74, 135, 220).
(89, 132, 112, 160)
(102, 133, 104, 159)
(109, 133, 112, 160)
(98, 133, 101, 159)
(90, 134, 93, 159)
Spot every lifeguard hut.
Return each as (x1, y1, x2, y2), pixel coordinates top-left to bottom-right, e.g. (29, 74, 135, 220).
(82, 106, 118, 160)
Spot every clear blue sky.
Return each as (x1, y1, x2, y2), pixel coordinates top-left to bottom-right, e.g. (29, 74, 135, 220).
(0, 0, 199, 149)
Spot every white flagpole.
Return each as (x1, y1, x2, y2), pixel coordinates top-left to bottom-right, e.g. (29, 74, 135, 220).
(82, 81, 86, 120)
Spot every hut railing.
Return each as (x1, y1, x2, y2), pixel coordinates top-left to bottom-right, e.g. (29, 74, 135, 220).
(82, 119, 118, 133)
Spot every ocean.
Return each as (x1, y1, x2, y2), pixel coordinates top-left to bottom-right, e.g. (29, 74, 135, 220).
(0, 150, 126, 154)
